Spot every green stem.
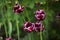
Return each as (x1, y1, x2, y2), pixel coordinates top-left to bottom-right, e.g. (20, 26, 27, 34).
(8, 19, 12, 37)
(8, 19, 10, 37)
(4, 22, 8, 37)
(16, 20, 20, 40)
(7, 8, 12, 37)
(40, 31, 43, 40)
(1, 6, 8, 37)
(28, 33, 32, 40)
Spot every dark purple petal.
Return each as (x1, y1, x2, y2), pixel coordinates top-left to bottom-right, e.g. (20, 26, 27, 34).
(35, 13, 46, 21)
(35, 9, 45, 15)
(14, 3, 20, 10)
(24, 22, 32, 28)
(13, 3, 24, 13)
(16, 9, 21, 13)
(24, 22, 34, 32)
(34, 22, 44, 32)
(35, 21, 41, 27)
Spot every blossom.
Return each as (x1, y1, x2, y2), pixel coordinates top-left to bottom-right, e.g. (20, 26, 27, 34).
(23, 22, 34, 32)
(35, 9, 45, 14)
(13, 2, 24, 13)
(14, 3, 19, 10)
(34, 21, 44, 32)
(35, 9, 46, 21)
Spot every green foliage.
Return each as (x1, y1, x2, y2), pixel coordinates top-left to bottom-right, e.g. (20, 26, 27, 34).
(0, 0, 60, 40)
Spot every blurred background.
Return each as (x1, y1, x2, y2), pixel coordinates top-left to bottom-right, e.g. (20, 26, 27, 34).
(0, 0, 60, 40)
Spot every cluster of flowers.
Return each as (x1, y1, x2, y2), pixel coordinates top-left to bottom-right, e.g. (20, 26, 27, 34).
(4, 2, 46, 40)
(13, 2, 46, 32)
(14, 2, 24, 13)
(24, 9, 46, 32)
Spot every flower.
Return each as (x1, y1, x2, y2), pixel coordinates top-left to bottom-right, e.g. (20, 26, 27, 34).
(34, 21, 44, 32)
(35, 9, 45, 14)
(23, 22, 34, 32)
(13, 2, 24, 13)
(14, 3, 20, 11)
(35, 13, 45, 21)
(35, 9, 46, 21)
(5, 37, 12, 40)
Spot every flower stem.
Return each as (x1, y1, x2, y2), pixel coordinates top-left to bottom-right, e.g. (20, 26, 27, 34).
(1, 6, 8, 37)
(28, 33, 32, 40)
(8, 19, 12, 37)
(16, 20, 20, 40)
(4, 22, 8, 37)
(40, 31, 43, 40)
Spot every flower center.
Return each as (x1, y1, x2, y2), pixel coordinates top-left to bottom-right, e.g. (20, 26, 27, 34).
(35, 24, 41, 27)
(26, 23, 32, 27)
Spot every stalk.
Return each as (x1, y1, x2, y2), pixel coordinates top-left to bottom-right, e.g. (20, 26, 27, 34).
(6, 7, 12, 37)
(16, 19, 20, 40)
(1, 5, 8, 37)
(40, 31, 43, 40)
(28, 33, 32, 40)
(15, 14, 20, 40)
(4, 22, 8, 37)
(14, 0, 20, 39)
(8, 19, 12, 37)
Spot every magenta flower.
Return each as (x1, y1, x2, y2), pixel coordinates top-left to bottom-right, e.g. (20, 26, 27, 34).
(14, 3, 19, 10)
(13, 3, 24, 13)
(35, 9, 45, 14)
(35, 13, 45, 21)
(34, 21, 44, 32)
(35, 9, 46, 21)
(5, 37, 12, 40)
(24, 22, 34, 32)
(17, 6, 24, 12)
